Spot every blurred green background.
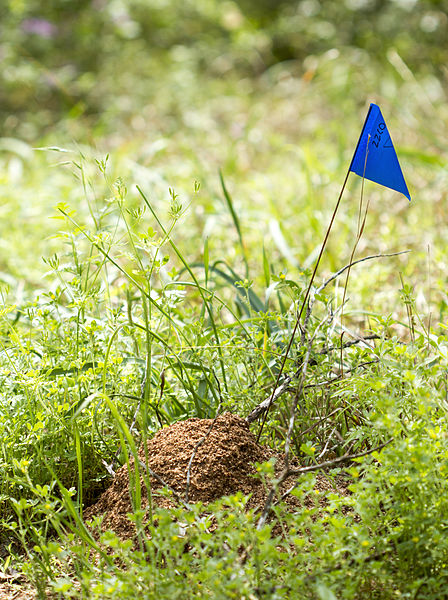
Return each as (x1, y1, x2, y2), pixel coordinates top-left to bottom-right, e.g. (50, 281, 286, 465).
(0, 0, 447, 324)
(2, 0, 447, 139)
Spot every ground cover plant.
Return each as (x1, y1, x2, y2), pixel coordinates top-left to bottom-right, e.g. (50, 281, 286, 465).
(1, 1, 448, 598)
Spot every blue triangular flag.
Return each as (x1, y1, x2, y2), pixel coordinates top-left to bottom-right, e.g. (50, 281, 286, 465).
(350, 103, 410, 200)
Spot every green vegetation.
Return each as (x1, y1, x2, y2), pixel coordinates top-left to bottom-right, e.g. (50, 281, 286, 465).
(1, 0, 448, 598)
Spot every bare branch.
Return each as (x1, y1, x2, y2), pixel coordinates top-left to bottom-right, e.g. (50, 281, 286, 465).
(249, 253, 404, 427)
(246, 356, 378, 425)
(304, 359, 379, 389)
(286, 438, 393, 476)
(284, 341, 312, 470)
(316, 251, 409, 294)
(256, 438, 393, 529)
(246, 377, 292, 423)
(316, 334, 380, 356)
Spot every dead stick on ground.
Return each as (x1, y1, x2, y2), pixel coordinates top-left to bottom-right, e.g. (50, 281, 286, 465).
(256, 438, 393, 529)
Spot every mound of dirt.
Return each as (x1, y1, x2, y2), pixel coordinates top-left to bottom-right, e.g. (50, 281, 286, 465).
(85, 412, 340, 539)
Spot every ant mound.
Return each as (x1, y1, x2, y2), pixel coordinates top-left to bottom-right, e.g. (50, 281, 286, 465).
(85, 412, 337, 539)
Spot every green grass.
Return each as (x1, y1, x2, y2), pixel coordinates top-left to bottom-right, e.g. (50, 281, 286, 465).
(0, 37, 448, 599)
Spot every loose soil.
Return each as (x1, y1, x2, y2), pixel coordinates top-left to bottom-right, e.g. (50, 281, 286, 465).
(0, 581, 36, 600)
(6, 412, 348, 598)
(85, 412, 345, 539)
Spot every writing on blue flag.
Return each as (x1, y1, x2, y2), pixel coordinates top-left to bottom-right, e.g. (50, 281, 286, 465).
(350, 103, 410, 200)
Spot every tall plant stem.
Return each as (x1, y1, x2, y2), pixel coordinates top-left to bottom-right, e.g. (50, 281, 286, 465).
(256, 167, 352, 442)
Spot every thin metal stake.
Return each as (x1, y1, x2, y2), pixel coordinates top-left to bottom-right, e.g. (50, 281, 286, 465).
(256, 166, 352, 442)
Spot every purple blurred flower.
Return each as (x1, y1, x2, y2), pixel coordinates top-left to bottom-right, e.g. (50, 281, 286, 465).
(22, 18, 57, 39)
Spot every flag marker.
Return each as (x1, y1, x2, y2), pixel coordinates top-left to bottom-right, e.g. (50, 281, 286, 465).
(256, 103, 410, 441)
(350, 103, 410, 200)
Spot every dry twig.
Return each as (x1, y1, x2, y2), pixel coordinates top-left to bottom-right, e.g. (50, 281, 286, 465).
(256, 438, 393, 529)
(247, 252, 407, 426)
(138, 459, 191, 509)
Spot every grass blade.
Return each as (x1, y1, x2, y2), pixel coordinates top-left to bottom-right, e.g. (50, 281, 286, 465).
(219, 169, 249, 278)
